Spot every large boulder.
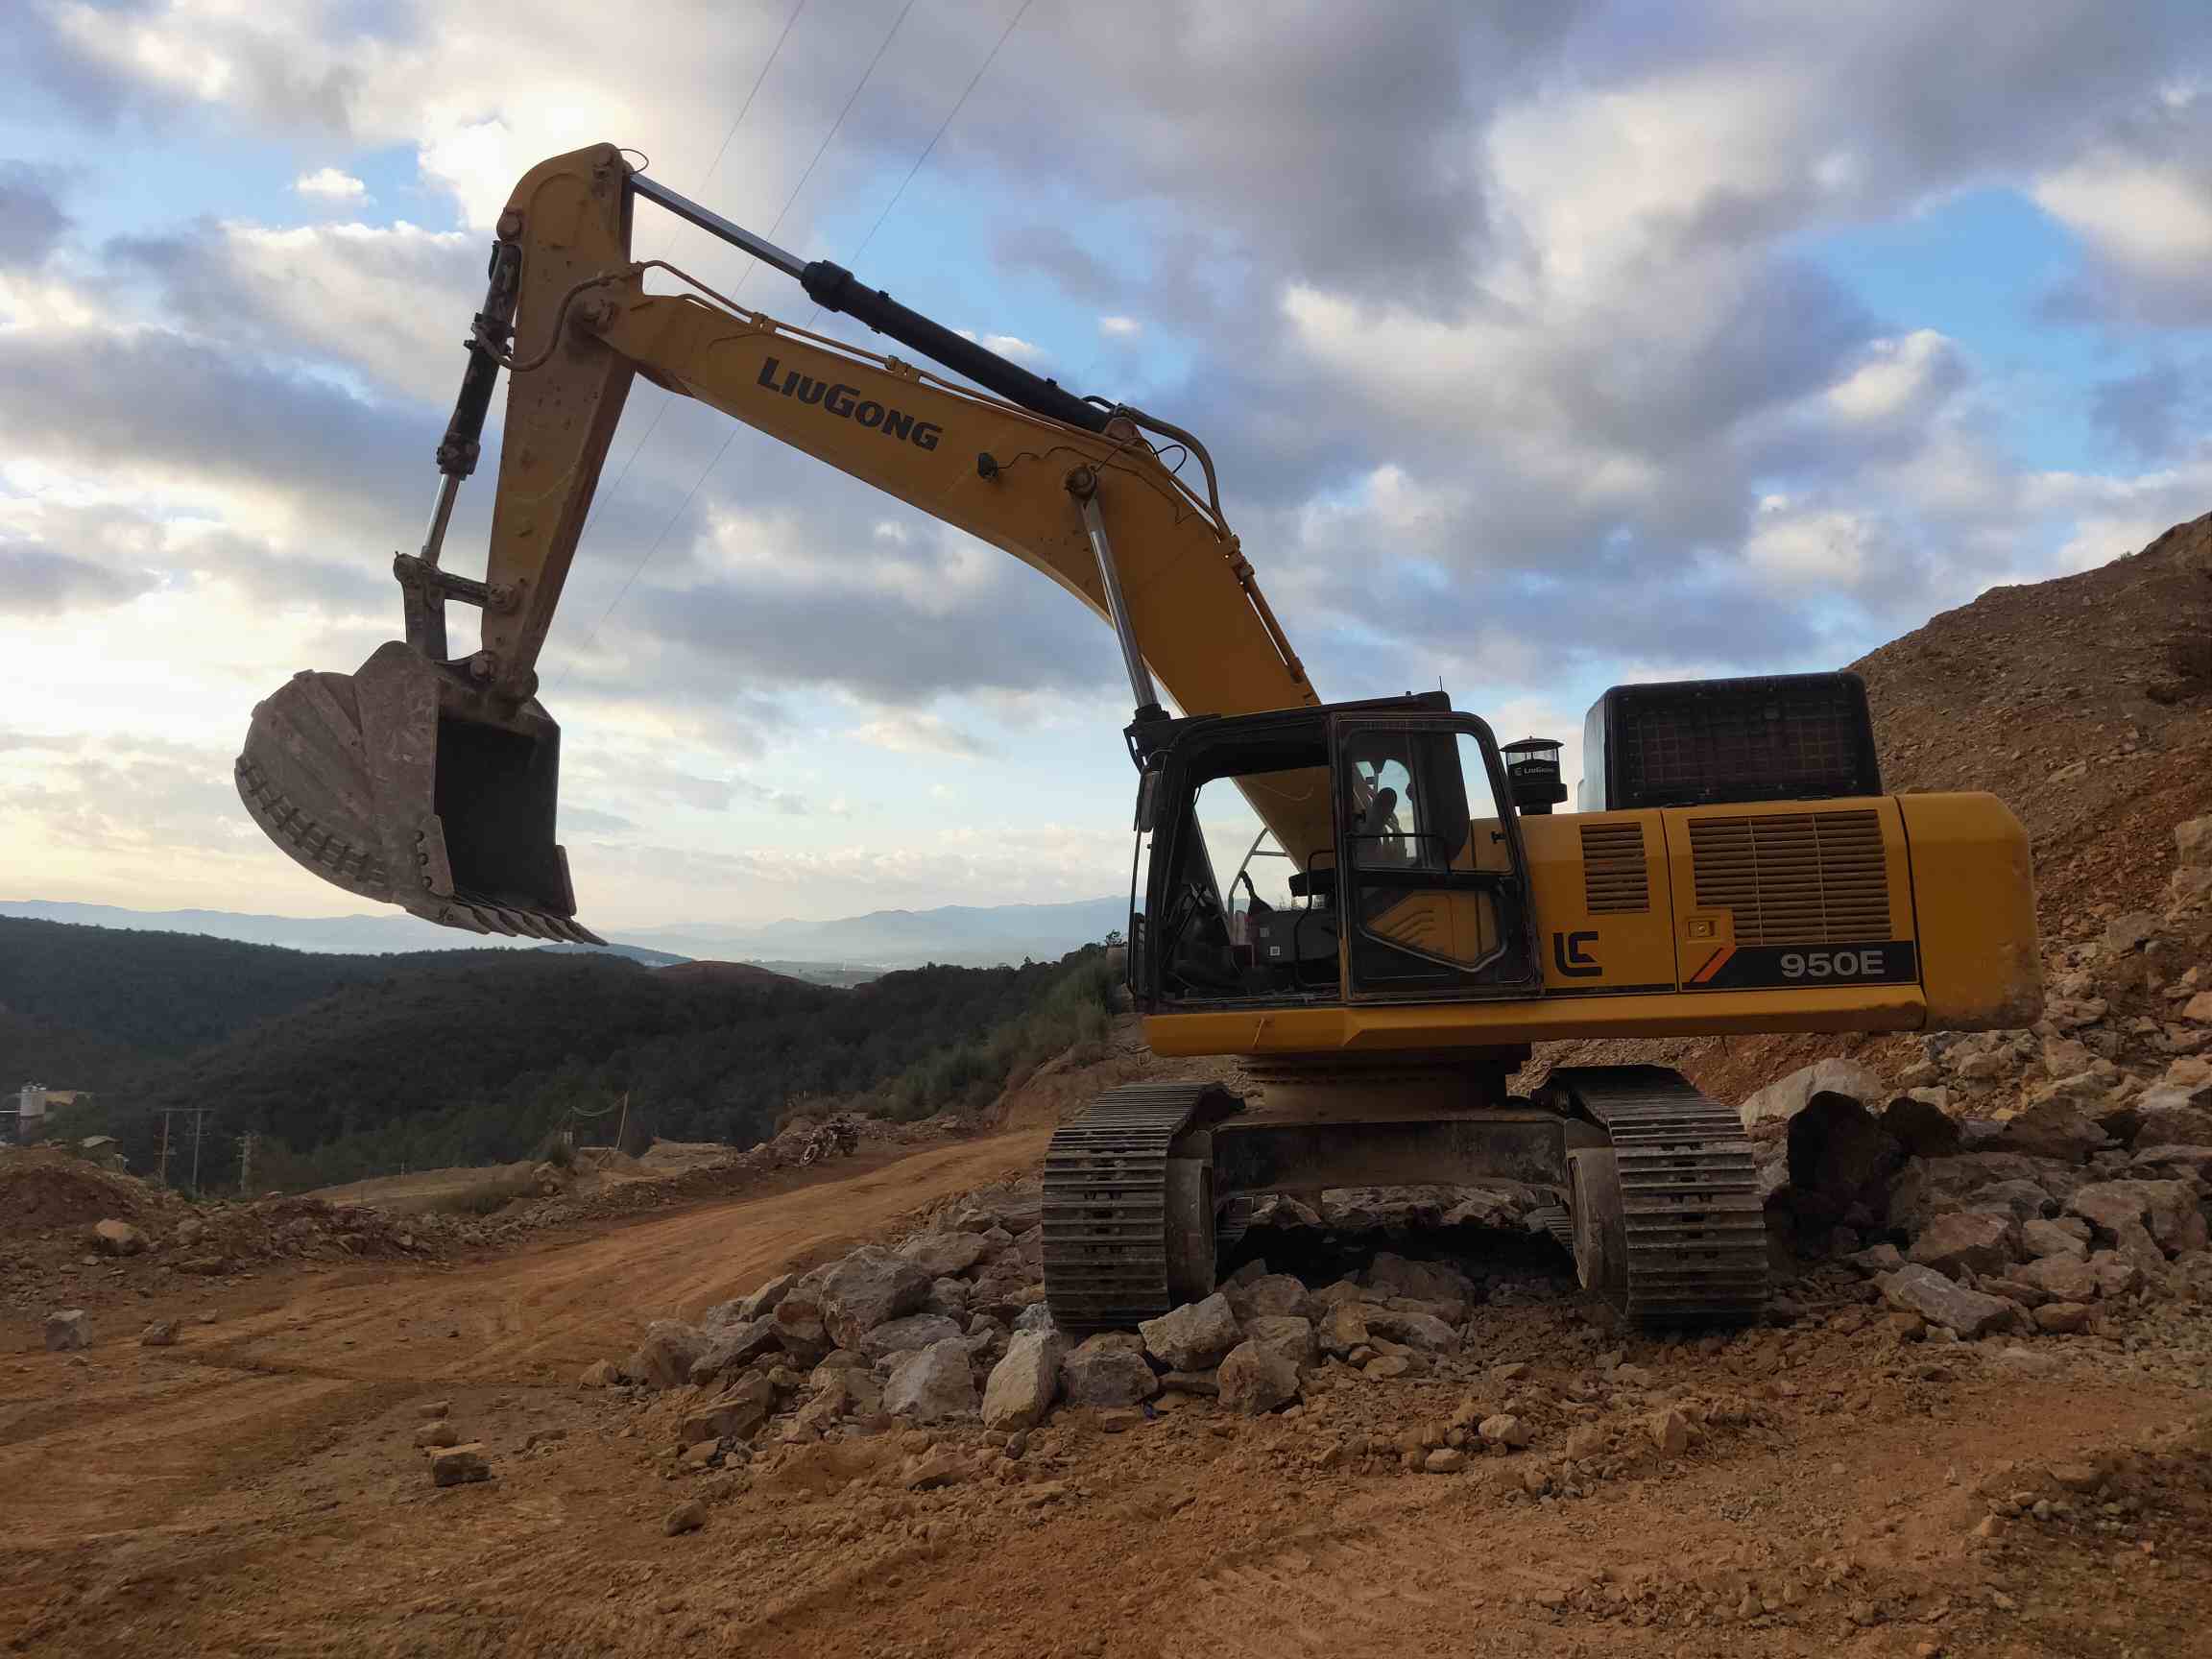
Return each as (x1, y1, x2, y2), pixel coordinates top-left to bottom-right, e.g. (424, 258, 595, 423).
(689, 1316, 782, 1382)
(1365, 1254, 1473, 1305)
(881, 1337, 977, 1422)
(702, 1271, 799, 1328)
(818, 1247, 932, 1350)
(1741, 1058, 1886, 1131)
(2092, 1179, 2210, 1255)
(859, 1312, 966, 1361)
(771, 1295, 832, 1364)
(2133, 1098, 2212, 1147)
(2020, 1217, 2090, 1261)
(624, 1320, 708, 1389)
(2066, 1180, 2198, 1254)
(2016, 1254, 2100, 1302)
(1139, 1293, 1241, 1372)
(981, 1330, 1067, 1431)
(90, 1218, 146, 1256)
(1786, 1094, 1902, 1218)
(1881, 1095, 1961, 1159)
(1216, 1339, 1300, 1415)
(1889, 1153, 2065, 1232)
(1317, 1302, 1371, 1358)
(679, 1373, 775, 1444)
(1908, 1213, 2019, 1279)
(1242, 1314, 1318, 1369)
(1997, 1099, 2111, 1164)
(1228, 1274, 1311, 1320)
(897, 1231, 991, 1278)
(1060, 1343, 1159, 1407)
(43, 1310, 88, 1352)
(1959, 1179, 2060, 1222)
(1880, 1264, 2014, 1337)
(1364, 1308, 1459, 1354)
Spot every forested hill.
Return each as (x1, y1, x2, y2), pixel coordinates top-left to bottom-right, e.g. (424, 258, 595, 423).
(9, 915, 1115, 1190)
(0, 915, 508, 1062)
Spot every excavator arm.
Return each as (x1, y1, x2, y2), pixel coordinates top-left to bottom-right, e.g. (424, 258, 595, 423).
(237, 144, 1323, 939)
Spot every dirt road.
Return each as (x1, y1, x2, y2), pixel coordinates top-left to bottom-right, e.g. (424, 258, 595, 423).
(3, 1126, 2206, 1658)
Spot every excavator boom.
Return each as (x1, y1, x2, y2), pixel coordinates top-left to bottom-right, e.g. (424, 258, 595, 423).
(237, 144, 1318, 938)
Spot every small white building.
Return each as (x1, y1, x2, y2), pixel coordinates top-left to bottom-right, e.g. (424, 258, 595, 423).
(12, 1082, 47, 1142)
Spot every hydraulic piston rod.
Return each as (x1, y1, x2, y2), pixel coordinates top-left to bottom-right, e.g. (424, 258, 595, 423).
(1067, 467, 1163, 722)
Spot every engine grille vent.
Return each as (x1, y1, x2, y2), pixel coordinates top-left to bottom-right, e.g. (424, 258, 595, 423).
(1580, 822, 1650, 914)
(1689, 810, 1890, 944)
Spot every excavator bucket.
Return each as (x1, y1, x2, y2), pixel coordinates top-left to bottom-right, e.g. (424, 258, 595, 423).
(234, 640, 603, 943)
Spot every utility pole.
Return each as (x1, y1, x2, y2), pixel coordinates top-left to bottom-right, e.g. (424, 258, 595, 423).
(238, 1130, 254, 1194)
(615, 1092, 630, 1156)
(156, 1107, 214, 1192)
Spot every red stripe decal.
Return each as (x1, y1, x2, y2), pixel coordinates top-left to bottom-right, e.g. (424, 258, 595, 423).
(1689, 946, 1734, 985)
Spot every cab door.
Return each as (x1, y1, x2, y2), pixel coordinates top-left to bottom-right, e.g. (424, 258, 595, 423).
(1333, 714, 1542, 999)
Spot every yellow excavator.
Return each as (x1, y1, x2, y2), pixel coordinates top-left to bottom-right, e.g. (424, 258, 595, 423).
(237, 145, 2042, 1329)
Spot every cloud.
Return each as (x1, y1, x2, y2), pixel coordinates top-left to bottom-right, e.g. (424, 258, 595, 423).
(0, 162, 71, 268)
(1822, 330, 1967, 427)
(1097, 315, 1140, 339)
(294, 165, 368, 201)
(2091, 363, 2189, 459)
(954, 327, 1047, 365)
(2032, 89, 2212, 323)
(0, 542, 156, 616)
(556, 805, 637, 836)
(0, 321, 424, 527)
(852, 710, 990, 758)
(108, 217, 479, 401)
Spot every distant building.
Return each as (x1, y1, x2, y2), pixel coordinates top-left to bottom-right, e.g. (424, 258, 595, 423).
(8, 1085, 91, 1144)
(9, 1082, 46, 1144)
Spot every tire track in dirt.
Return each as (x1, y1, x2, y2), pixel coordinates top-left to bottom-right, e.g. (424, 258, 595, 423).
(0, 1129, 1045, 1576)
(181, 1129, 1050, 1385)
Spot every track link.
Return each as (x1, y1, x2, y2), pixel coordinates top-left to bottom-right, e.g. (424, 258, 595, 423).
(1043, 1082, 1239, 1335)
(1550, 1065, 1769, 1326)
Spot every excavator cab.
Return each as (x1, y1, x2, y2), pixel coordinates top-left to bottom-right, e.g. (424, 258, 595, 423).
(1127, 694, 1542, 1009)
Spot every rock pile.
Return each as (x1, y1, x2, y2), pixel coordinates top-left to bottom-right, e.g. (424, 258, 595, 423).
(586, 1163, 1523, 1467)
(1749, 818, 2212, 1341)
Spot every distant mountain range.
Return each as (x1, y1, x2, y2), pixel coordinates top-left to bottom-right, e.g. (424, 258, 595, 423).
(0, 896, 1128, 970)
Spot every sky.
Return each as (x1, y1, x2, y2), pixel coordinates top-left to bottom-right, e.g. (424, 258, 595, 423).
(4, 0, 2211, 929)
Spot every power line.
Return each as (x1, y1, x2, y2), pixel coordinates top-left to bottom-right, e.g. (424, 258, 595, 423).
(555, 0, 923, 685)
(572, 0, 815, 585)
(732, 0, 923, 297)
(805, 0, 1039, 329)
(692, 0, 814, 227)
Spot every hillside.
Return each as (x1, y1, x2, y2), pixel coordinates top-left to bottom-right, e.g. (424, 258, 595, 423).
(20, 914, 1116, 1189)
(1863, 512, 2212, 920)
(0, 916, 514, 1075)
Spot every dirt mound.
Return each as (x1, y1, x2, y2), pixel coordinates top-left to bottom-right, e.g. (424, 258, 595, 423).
(1863, 511, 2212, 923)
(0, 1148, 154, 1233)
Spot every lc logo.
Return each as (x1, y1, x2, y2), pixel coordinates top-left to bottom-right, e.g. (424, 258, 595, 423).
(1551, 930, 1600, 978)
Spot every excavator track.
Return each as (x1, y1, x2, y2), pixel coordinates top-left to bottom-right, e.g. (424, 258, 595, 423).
(1548, 1066, 1769, 1326)
(1043, 1082, 1240, 1335)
